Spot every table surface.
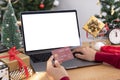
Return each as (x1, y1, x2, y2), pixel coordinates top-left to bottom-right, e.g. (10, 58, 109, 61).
(28, 63, 120, 80)
(28, 40, 120, 80)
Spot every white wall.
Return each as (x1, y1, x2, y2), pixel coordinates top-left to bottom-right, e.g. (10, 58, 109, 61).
(54, 0, 101, 42)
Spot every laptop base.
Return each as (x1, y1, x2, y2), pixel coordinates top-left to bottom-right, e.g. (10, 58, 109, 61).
(31, 58, 101, 72)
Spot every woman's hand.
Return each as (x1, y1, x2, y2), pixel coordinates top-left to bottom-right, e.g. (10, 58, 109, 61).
(72, 47, 97, 61)
(46, 56, 69, 80)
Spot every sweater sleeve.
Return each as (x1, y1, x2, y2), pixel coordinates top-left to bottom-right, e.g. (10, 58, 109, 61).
(60, 76, 70, 80)
(95, 51, 120, 69)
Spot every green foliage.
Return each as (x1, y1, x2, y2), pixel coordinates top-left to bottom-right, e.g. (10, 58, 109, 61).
(95, 0, 120, 29)
(12, 0, 55, 20)
(0, 0, 55, 20)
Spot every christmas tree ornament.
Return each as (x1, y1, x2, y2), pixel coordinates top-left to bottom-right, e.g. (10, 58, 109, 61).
(99, 11, 102, 18)
(97, 0, 101, 5)
(102, 23, 109, 33)
(6, 24, 9, 27)
(39, 3, 45, 9)
(53, 0, 59, 7)
(97, 23, 109, 37)
(111, 6, 115, 15)
(6, 38, 10, 41)
(114, 18, 120, 22)
(39, 0, 45, 9)
(94, 42, 105, 51)
(11, 13, 14, 16)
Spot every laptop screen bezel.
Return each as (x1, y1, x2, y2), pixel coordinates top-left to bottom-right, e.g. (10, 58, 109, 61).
(21, 10, 81, 55)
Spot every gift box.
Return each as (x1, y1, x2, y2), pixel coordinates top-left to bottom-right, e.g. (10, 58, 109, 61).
(0, 52, 30, 72)
(0, 61, 9, 80)
(83, 16, 105, 37)
(10, 67, 33, 80)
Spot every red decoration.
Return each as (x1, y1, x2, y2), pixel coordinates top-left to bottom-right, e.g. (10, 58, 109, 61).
(104, 23, 109, 31)
(0, 47, 29, 79)
(113, 19, 120, 22)
(39, 3, 45, 9)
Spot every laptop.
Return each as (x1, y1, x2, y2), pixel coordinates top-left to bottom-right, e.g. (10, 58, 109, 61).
(21, 10, 100, 72)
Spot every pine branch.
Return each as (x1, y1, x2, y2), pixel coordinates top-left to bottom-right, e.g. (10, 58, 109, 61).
(114, 1, 120, 10)
(100, 0, 114, 5)
(95, 0, 120, 29)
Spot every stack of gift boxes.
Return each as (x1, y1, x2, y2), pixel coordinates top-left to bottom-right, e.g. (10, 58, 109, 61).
(0, 47, 33, 80)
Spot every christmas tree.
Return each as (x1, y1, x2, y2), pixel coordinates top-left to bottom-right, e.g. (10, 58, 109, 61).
(0, 0, 57, 20)
(95, 0, 120, 29)
(1, 0, 22, 49)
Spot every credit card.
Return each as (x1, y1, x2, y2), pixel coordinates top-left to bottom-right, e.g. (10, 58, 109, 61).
(52, 47, 74, 63)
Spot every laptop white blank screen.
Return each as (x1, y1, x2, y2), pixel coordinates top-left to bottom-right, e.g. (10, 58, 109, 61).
(21, 11, 81, 51)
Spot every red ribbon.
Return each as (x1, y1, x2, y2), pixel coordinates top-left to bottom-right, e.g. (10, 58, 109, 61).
(0, 46, 29, 79)
(100, 45, 120, 53)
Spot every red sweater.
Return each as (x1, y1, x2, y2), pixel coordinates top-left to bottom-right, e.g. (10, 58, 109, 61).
(95, 51, 120, 68)
(60, 77, 70, 80)
(96, 46, 120, 68)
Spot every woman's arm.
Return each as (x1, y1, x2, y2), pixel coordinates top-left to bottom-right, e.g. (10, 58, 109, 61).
(73, 46, 120, 69)
(95, 51, 120, 68)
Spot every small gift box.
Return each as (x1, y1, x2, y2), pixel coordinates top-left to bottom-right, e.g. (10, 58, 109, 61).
(0, 61, 9, 80)
(83, 16, 105, 37)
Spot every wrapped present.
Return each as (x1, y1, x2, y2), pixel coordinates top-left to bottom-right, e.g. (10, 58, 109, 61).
(0, 47, 30, 79)
(10, 67, 33, 80)
(0, 61, 9, 80)
(0, 52, 30, 72)
(83, 16, 105, 37)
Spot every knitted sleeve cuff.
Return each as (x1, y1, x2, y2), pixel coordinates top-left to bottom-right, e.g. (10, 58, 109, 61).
(60, 76, 70, 80)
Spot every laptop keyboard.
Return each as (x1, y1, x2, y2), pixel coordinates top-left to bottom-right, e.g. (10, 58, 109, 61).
(30, 52, 52, 63)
